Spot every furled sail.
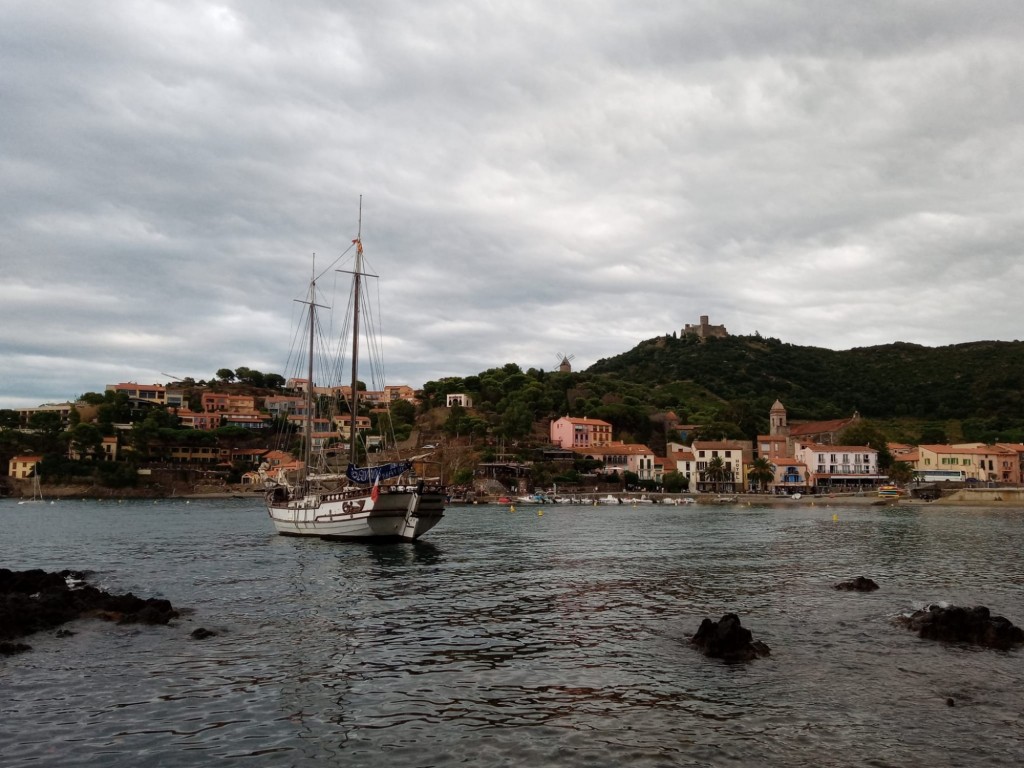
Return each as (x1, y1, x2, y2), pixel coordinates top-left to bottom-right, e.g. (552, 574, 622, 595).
(346, 461, 412, 485)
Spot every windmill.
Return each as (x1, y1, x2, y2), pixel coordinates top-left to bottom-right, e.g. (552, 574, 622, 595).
(554, 353, 575, 373)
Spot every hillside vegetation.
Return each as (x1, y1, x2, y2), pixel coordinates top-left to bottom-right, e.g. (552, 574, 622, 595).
(586, 334, 1024, 439)
(422, 334, 1024, 447)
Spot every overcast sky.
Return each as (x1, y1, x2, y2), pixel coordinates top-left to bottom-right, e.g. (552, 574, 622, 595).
(3, 1, 1023, 409)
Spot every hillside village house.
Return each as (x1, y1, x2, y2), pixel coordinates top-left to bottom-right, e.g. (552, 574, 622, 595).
(446, 393, 473, 408)
(574, 442, 657, 481)
(333, 414, 372, 439)
(17, 402, 77, 427)
(265, 395, 306, 417)
(550, 416, 613, 449)
(68, 435, 119, 462)
(106, 382, 167, 404)
(8, 455, 42, 479)
(201, 392, 256, 412)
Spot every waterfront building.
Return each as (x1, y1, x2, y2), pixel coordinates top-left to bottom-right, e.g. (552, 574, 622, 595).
(915, 444, 1019, 483)
(550, 416, 613, 449)
(689, 440, 752, 492)
(794, 443, 884, 490)
(573, 441, 656, 481)
(8, 455, 42, 479)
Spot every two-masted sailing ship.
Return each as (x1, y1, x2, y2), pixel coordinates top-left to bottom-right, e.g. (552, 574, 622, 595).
(264, 211, 445, 541)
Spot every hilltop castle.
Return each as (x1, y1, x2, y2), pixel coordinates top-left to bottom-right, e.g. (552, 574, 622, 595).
(682, 315, 728, 339)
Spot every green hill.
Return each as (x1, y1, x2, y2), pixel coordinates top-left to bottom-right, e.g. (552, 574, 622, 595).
(586, 334, 1024, 433)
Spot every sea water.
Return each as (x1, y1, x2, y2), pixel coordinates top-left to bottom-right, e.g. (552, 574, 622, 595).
(1, 499, 1022, 766)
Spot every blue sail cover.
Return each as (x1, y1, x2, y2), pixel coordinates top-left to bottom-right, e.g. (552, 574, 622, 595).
(346, 461, 413, 485)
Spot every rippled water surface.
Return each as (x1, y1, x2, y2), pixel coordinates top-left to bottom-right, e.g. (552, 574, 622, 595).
(2, 499, 1022, 766)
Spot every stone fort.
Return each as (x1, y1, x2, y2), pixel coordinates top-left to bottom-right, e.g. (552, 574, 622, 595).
(682, 315, 728, 339)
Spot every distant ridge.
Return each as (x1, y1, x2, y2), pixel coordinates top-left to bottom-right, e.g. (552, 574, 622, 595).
(585, 334, 1024, 422)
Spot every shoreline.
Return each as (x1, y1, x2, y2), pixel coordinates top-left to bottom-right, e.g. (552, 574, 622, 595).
(7, 485, 1024, 508)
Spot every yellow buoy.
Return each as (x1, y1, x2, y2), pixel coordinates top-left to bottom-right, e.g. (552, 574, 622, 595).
(832, 513, 839, 522)
(538, 510, 544, 516)
(510, 504, 515, 513)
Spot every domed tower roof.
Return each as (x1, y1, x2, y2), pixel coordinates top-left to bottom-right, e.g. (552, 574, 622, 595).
(769, 399, 788, 437)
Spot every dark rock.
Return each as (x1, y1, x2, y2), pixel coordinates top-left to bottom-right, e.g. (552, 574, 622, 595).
(691, 613, 771, 662)
(897, 604, 1024, 650)
(55, 629, 76, 638)
(190, 627, 216, 640)
(0, 567, 180, 645)
(834, 576, 880, 592)
(1, 641, 32, 656)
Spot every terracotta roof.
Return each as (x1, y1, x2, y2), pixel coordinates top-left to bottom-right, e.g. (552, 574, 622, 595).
(919, 444, 1015, 456)
(556, 416, 613, 427)
(691, 440, 750, 450)
(789, 417, 854, 436)
(800, 443, 878, 453)
(573, 443, 653, 456)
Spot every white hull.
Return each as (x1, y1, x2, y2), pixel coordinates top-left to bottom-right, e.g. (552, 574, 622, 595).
(267, 485, 445, 541)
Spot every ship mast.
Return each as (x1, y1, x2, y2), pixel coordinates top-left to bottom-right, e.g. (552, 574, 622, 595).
(349, 197, 363, 469)
(295, 261, 326, 489)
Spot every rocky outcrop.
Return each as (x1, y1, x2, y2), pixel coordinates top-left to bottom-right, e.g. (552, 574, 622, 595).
(834, 576, 879, 591)
(0, 568, 179, 654)
(691, 613, 771, 662)
(897, 604, 1024, 650)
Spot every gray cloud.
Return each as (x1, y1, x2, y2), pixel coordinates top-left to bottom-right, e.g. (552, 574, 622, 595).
(3, 1, 1023, 408)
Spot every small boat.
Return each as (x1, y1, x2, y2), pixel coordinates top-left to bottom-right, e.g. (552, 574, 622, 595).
(515, 493, 551, 505)
(713, 495, 738, 504)
(877, 485, 902, 499)
(596, 494, 622, 504)
(265, 202, 445, 541)
(17, 474, 44, 505)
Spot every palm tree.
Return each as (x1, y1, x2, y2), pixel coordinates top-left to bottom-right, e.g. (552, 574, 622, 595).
(748, 457, 774, 492)
(703, 456, 727, 493)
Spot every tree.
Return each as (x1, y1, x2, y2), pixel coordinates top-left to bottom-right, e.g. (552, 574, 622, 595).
(216, 368, 236, 382)
(702, 456, 727, 492)
(662, 471, 689, 493)
(888, 461, 914, 484)
(69, 423, 103, 460)
(28, 411, 63, 436)
(837, 421, 893, 470)
(498, 401, 533, 440)
(389, 399, 416, 427)
(918, 425, 947, 444)
(748, 457, 774, 492)
(264, 373, 286, 390)
(689, 421, 747, 443)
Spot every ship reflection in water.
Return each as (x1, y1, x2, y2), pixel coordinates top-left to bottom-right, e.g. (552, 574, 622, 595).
(2, 499, 1022, 767)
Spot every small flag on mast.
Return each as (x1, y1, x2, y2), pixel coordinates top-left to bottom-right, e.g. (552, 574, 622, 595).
(370, 477, 380, 503)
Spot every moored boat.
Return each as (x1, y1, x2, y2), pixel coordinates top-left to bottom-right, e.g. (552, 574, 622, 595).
(265, 203, 445, 541)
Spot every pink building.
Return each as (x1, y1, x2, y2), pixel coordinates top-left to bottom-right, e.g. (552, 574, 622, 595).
(550, 416, 613, 449)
